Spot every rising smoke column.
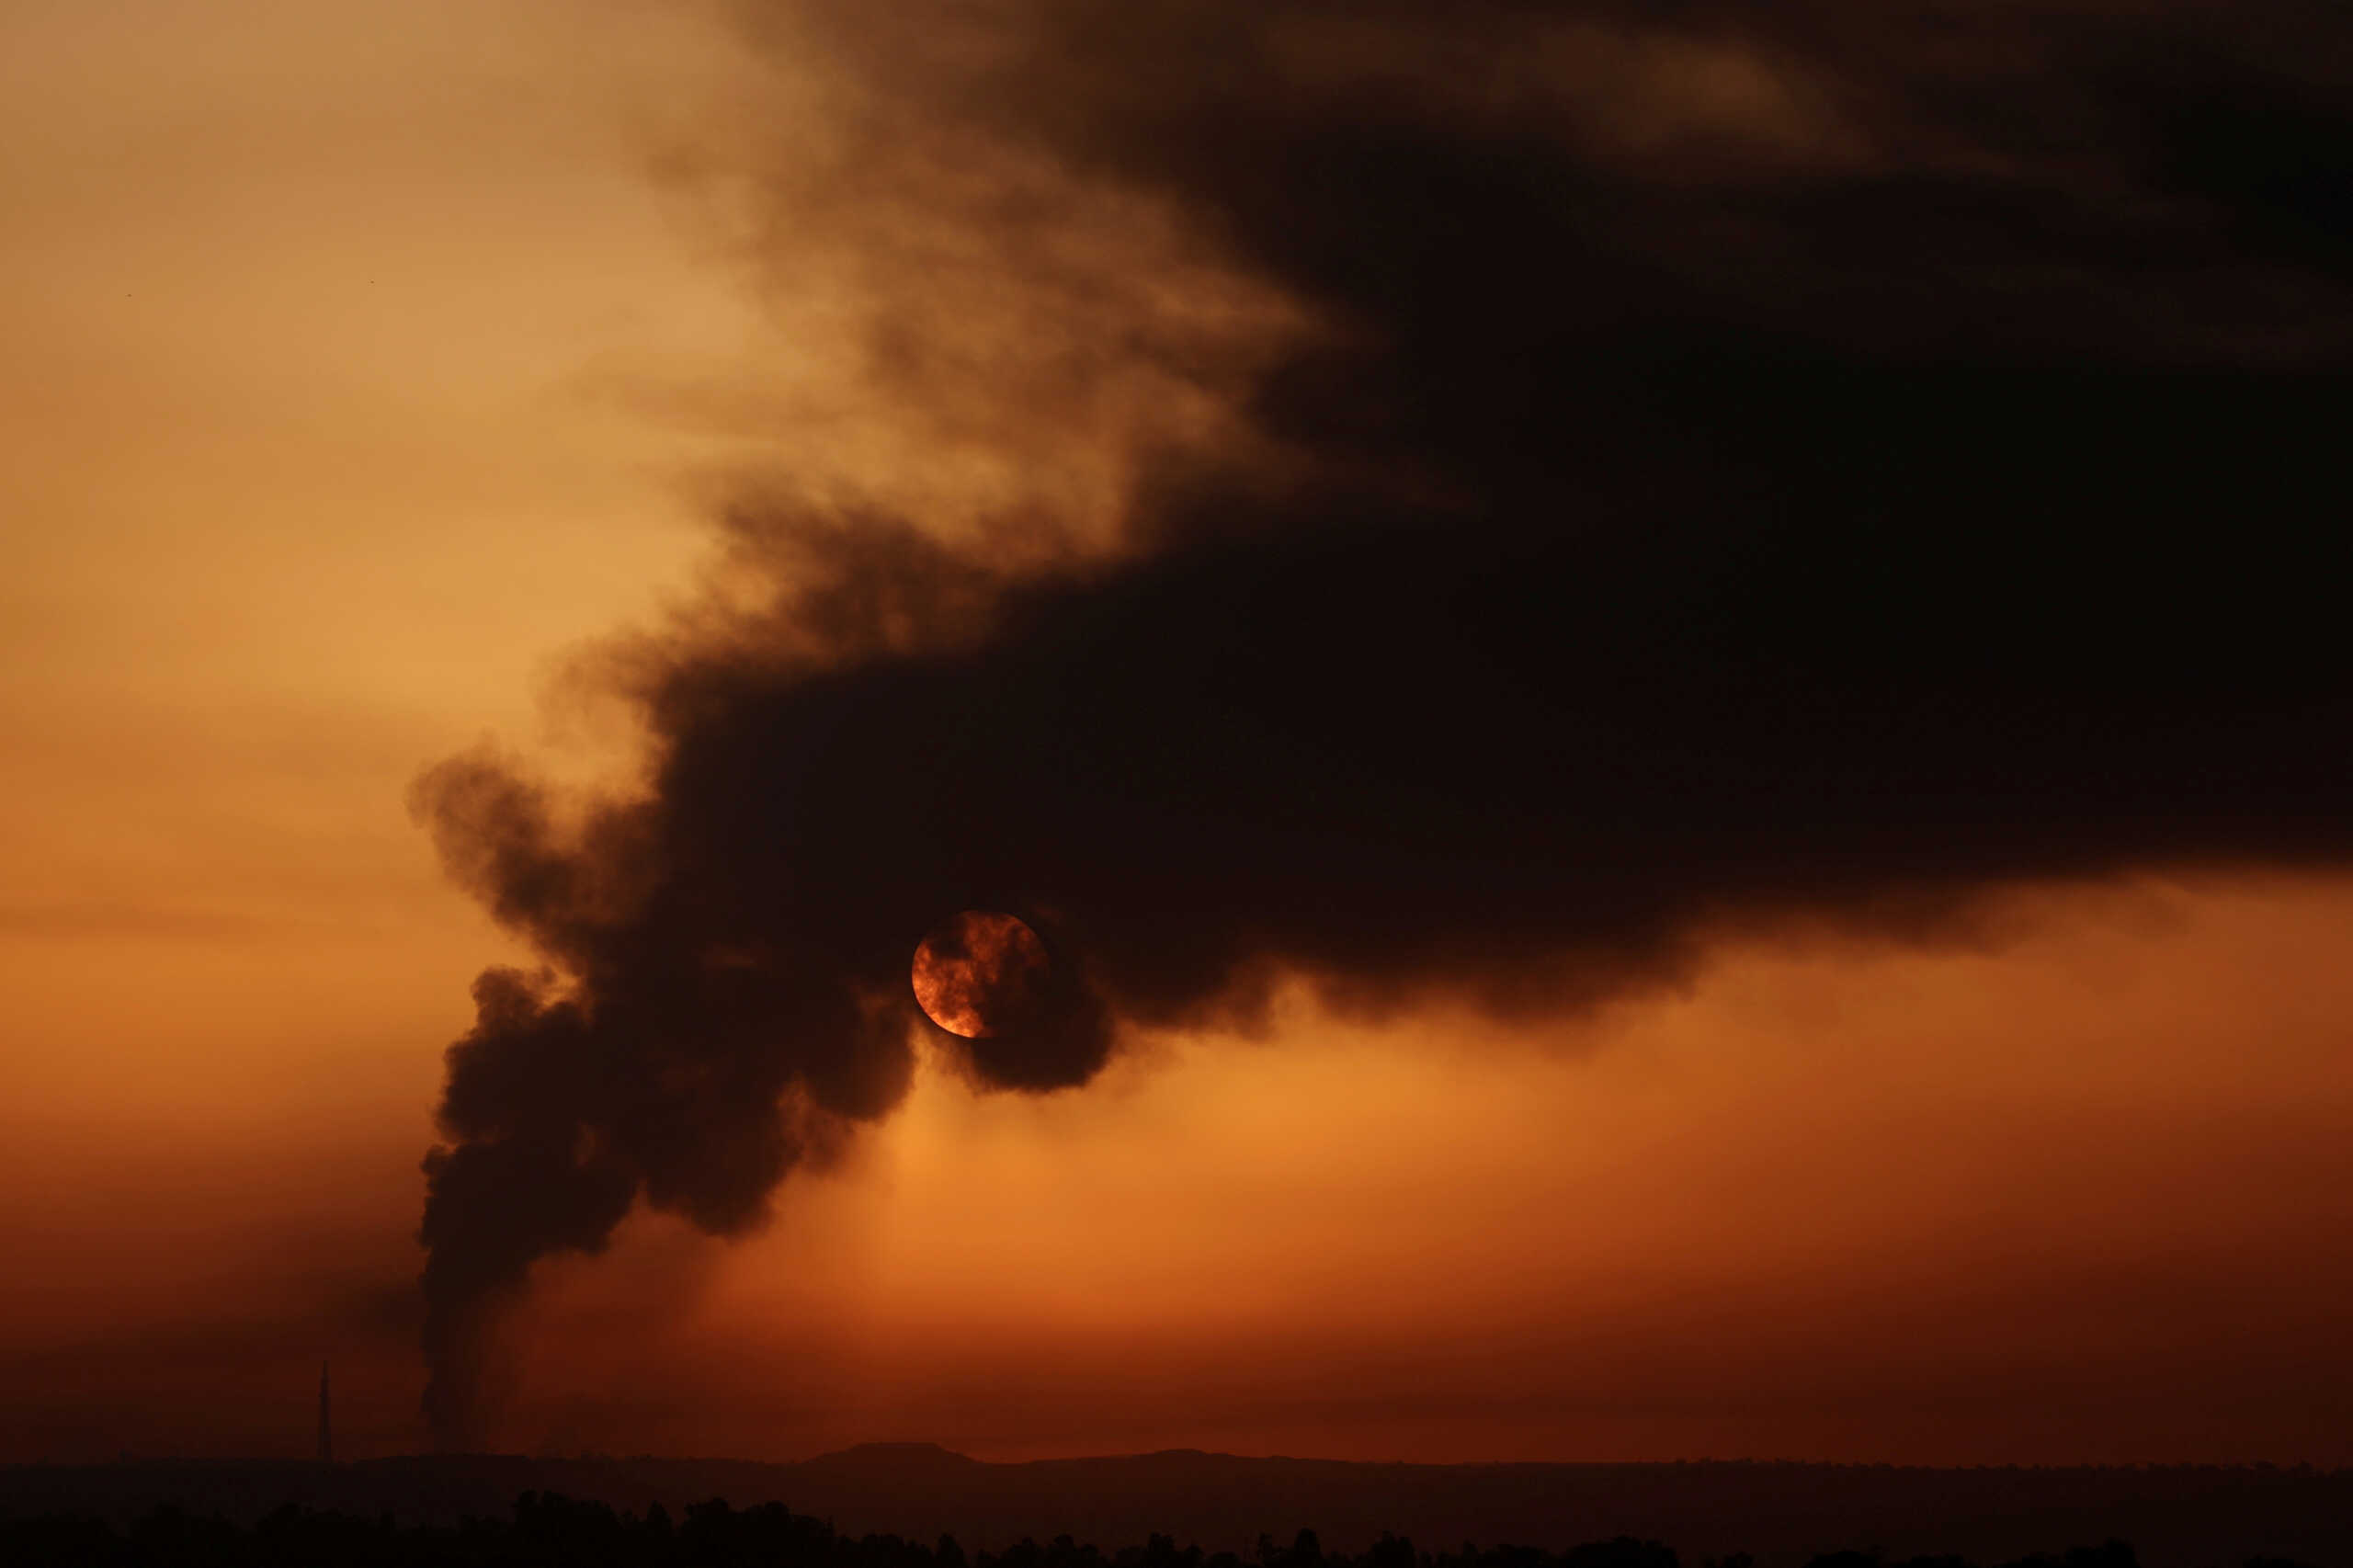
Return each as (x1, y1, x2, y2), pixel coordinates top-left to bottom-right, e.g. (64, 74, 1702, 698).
(414, 0, 2353, 1445)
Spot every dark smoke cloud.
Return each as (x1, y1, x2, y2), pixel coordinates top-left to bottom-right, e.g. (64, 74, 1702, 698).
(413, 0, 2353, 1443)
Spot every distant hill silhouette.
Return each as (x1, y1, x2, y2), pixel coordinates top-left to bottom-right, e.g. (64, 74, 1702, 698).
(3, 1449, 2347, 1568)
(800, 1443, 994, 1483)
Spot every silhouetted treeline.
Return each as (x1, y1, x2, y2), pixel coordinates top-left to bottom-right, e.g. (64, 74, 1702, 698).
(0, 1493, 2321, 1568)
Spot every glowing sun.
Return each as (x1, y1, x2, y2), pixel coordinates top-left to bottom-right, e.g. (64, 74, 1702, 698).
(911, 910, 1053, 1039)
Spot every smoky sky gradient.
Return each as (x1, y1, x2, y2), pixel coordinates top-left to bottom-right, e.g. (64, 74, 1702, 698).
(413, 0, 2353, 1444)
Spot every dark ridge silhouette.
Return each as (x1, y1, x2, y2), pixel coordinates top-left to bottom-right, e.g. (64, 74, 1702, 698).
(799, 1443, 995, 1483)
(411, 0, 2353, 1439)
(0, 1483, 2325, 1568)
(6, 1452, 2350, 1568)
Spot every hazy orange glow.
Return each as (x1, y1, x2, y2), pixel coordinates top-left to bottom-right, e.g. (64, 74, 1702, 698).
(4, 0, 2349, 1471)
(483, 877, 2353, 1466)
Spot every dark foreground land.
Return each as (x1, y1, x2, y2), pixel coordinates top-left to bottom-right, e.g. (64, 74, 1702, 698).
(3, 1448, 2347, 1568)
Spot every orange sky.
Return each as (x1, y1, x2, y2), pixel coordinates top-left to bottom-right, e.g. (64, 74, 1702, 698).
(4, 0, 2351, 1468)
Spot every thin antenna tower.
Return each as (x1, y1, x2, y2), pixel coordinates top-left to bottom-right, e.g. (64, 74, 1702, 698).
(316, 1359, 334, 1464)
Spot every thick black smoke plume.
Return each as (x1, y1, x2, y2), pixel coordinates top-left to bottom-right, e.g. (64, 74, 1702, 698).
(415, 0, 2353, 1443)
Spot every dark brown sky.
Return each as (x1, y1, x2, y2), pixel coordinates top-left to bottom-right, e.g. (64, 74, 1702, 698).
(4, 0, 2351, 1466)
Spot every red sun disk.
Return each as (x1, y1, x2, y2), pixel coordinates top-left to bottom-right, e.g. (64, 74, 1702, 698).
(911, 910, 1053, 1039)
